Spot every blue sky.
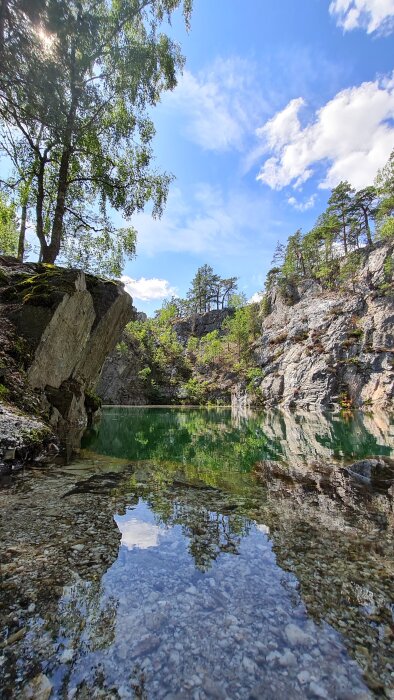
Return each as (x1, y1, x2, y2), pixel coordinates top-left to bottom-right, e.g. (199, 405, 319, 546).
(119, 0, 394, 313)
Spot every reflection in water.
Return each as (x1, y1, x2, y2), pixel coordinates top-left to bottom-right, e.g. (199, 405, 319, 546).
(117, 510, 165, 550)
(83, 405, 393, 474)
(0, 407, 393, 699)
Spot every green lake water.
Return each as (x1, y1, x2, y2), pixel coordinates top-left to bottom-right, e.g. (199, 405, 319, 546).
(0, 407, 393, 699)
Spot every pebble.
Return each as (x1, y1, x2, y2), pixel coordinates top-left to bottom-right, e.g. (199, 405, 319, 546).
(242, 656, 256, 674)
(285, 623, 311, 647)
(309, 681, 329, 698)
(297, 670, 311, 684)
(279, 650, 297, 667)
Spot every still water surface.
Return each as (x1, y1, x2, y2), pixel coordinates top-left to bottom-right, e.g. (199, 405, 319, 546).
(0, 407, 393, 699)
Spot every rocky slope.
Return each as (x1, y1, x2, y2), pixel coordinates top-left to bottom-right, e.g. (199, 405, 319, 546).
(239, 241, 394, 411)
(97, 242, 393, 411)
(0, 257, 133, 470)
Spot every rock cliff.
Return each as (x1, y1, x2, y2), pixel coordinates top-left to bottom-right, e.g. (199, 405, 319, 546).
(97, 242, 393, 410)
(97, 326, 150, 406)
(173, 308, 234, 344)
(0, 257, 133, 469)
(97, 307, 234, 405)
(239, 241, 394, 411)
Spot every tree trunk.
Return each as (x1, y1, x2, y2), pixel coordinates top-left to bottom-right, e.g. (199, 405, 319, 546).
(36, 157, 48, 260)
(44, 143, 73, 263)
(46, 47, 78, 265)
(342, 213, 348, 254)
(362, 207, 372, 245)
(17, 203, 27, 261)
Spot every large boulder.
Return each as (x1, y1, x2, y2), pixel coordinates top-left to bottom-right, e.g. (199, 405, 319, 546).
(0, 257, 133, 459)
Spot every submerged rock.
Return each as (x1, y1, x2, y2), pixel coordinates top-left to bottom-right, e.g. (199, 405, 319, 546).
(345, 456, 394, 488)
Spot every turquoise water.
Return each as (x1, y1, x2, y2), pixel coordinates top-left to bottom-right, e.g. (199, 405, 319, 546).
(1, 407, 393, 699)
(82, 405, 392, 469)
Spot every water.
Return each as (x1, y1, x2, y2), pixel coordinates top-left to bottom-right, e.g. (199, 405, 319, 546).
(1, 407, 393, 699)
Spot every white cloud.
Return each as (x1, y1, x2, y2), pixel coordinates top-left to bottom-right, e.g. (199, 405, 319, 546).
(248, 292, 264, 304)
(329, 0, 394, 34)
(256, 74, 394, 191)
(121, 276, 177, 301)
(128, 185, 275, 258)
(118, 518, 165, 550)
(287, 194, 317, 211)
(163, 58, 269, 152)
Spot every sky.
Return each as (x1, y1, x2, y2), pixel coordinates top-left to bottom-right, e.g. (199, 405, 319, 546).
(104, 2, 392, 311)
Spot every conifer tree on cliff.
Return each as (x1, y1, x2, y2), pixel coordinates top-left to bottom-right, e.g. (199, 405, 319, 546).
(0, 0, 192, 272)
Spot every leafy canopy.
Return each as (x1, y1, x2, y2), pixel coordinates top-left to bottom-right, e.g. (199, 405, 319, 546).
(0, 0, 192, 271)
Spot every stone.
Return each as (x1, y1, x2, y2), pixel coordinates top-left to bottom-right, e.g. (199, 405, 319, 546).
(297, 670, 310, 684)
(284, 623, 311, 647)
(278, 649, 297, 667)
(21, 673, 52, 700)
(309, 681, 329, 699)
(71, 544, 85, 552)
(235, 240, 394, 412)
(242, 656, 256, 674)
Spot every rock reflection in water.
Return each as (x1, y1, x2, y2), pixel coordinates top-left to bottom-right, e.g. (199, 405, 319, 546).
(0, 407, 393, 699)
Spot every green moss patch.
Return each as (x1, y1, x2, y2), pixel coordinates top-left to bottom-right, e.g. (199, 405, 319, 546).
(1, 268, 78, 307)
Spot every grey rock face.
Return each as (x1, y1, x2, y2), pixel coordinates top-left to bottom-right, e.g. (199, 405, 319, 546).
(235, 241, 394, 411)
(97, 331, 149, 406)
(173, 308, 234, 345)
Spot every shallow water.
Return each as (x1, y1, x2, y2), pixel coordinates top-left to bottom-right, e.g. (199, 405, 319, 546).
(1, 407, 393, 699)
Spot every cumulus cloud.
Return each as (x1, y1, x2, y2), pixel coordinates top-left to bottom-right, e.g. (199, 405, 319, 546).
(128, 185, 275, 258)
(287, 195, 317, 211)
(121, 276, 177, 301)
(117, 518, 165, 550)
(329, 0, 394, 34)
(248, 292, 264, 304)
(255, 74, 394, 191)
(162, 58, 269, 152)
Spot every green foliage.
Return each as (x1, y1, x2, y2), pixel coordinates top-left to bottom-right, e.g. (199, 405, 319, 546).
(377, 216, 394, 241)
(138, 367, 152, 381)
(116, 341, 128, 355)
(0, 193, 18, 256)
(266, 154, 392, 296)
(374, 150, 394, 240)
(185, 264, 238, 314)
(60, 227, 137, 277)
(259, 294, 271, 318)
(379, 252, 394, 294)
(339, 251, 362, 291)
(0, 383, 9, 400)
(186, 336, 199, 355)
(183, 377, 209, 404)
(199, 330, 222, 364)
(0, 0, 193, 269)
(223, 306, 251, 360)
(245, 367, 264, 396)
